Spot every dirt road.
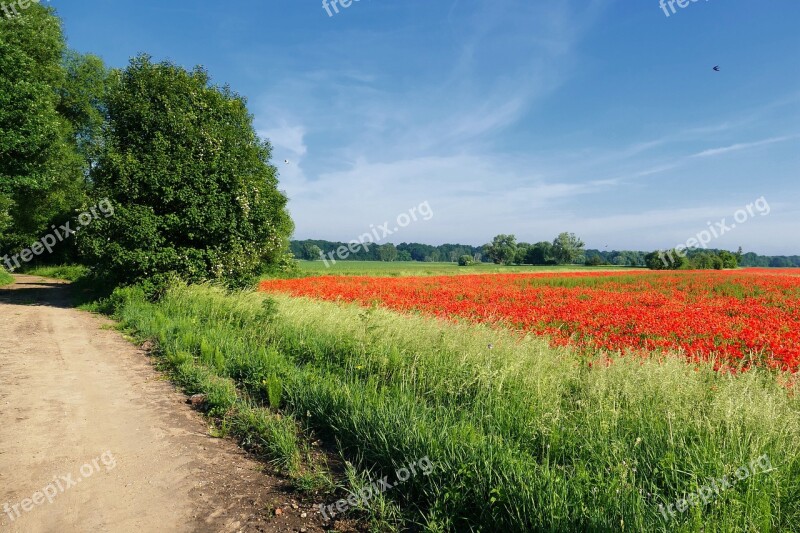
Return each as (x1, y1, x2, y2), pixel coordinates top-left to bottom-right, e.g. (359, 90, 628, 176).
(0, 276, 319, 532)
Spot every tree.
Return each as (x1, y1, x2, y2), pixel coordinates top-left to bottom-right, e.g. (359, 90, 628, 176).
(769, 257, 792, 268)
(645, 251, 666, 270)
(378, 243, 398, 262)
(552, 232, 585, 265)
(690, 252, 715, 270)
(0, 4, 86, 255)
(78, 55, 294, 287)
(514, 243, 531, 265)
(485, 234, 517, 265)
(525, 241, 553, 265)
(718, 250, 739, 269)
(58, 51, 112, 173)
(585, 254, 604, 266)
(300, 243, 322, 260)
(645, 249, 687, 270)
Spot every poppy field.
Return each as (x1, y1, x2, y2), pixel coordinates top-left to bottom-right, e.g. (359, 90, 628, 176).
(261, 268, 800, 373)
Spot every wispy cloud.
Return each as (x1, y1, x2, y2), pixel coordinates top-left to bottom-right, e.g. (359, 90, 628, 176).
(691, 136, 796, 158)
(258, 123, 307, 156)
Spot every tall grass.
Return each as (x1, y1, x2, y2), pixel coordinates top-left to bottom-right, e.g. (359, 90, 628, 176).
(0, 267, 13, 286)
(24, 264, 89, 281)
(110, 282, 800, 532)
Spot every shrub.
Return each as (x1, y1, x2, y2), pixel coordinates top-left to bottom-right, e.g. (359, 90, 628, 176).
(458, 254, 475, 266)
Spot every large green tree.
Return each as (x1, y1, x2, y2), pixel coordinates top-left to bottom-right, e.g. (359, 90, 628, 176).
(485, 234, 517, 265)
(79, 55, 294, 286)
(0, 4, 85, 254)
(552, 232, 585, 265)
(526, 241, 553, 265)
(379, 243, 398, 262)
(58, 50, 112, 173)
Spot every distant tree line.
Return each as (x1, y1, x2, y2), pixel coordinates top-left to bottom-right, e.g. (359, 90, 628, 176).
(294, 237, 799, 270)
(644, 248, 741, 270)
(483, 233, 587, 266)
(739, 252, 800, 268)
(292, 240, 485, 263)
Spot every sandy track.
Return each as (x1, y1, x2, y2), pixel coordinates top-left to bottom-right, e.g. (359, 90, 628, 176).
(0, 276, 320, 533)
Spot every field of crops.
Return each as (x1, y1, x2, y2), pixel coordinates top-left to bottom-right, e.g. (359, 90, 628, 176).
(261, 268, 800, 373)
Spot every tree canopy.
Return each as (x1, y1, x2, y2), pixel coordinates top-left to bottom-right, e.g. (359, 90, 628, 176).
(78, 55, 294, 287)
(0, 4, 86, 255)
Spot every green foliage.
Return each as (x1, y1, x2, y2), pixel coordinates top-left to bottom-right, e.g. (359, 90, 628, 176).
(526, 241, 554, 265)
(513, 242, 530, 265)
(298, 242, 322, 260)
(552, 232, 585, 264)
(0, 4, 86, 255)
(646, 249, 739, 271)
(57, 50, 113, 171)
(0, 267, 13, 286)
(264, 374, 283, 410)
(646, 250, 672, 270)
(378, 243, 398, 262)
(584, 254, 605, 266)
(457, 254, 475, 266)
(24, 264, 89, 281)
(485, 234, 518, 265)
(78, 55, 294, 287)
(718, 250, 739, 269)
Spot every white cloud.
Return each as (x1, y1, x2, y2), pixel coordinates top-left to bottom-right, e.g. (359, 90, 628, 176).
(691, 136, 795, 158)
(258, 122, 307, 156)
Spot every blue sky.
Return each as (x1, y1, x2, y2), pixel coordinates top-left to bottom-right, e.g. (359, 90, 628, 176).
(53, 0, 800, 254)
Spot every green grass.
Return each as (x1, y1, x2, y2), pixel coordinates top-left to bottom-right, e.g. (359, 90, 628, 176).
(107, 281, 800, 532)
(294, 260, 636, 278)
(0, 267, 13, 286)
(24, 264, 89, 282)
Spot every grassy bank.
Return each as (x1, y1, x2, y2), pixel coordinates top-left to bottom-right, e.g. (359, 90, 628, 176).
(0, 268, 13, 286)
(109, 282, 800, 532)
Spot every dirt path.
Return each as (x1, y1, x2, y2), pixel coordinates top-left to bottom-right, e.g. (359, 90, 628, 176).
(0, 275, 321, 533)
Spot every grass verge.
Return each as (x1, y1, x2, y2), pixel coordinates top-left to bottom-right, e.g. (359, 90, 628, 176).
(23, 264, 89, 282)
(107, 282, 800, 532)
(0, 267, 13, 286)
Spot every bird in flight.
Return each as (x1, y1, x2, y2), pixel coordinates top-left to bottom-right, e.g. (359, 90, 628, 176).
(713, 66, 720, 72)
